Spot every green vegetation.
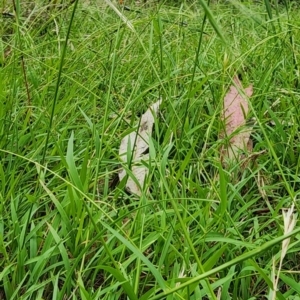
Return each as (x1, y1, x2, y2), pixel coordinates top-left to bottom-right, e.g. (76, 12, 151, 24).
(1, 0, 300, 299)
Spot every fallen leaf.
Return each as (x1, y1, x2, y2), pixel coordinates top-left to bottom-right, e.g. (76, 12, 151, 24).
(221, 76, 253, 166)
(119, 99, 161, 196)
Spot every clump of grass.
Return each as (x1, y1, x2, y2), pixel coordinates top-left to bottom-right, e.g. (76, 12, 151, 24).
(0, 0, 300, 299)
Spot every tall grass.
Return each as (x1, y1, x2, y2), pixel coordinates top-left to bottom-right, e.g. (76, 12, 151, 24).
(0, 0, 300, 299)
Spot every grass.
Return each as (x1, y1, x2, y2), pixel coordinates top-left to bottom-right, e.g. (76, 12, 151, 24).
(1, 0, 300, 299)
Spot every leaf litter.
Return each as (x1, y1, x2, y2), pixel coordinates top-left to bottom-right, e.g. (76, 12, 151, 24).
(119, 76, 257, 195)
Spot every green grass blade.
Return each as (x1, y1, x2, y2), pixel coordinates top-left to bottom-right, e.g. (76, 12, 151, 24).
(197, 0, 226, 44)
(42, 0, 79, 164)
